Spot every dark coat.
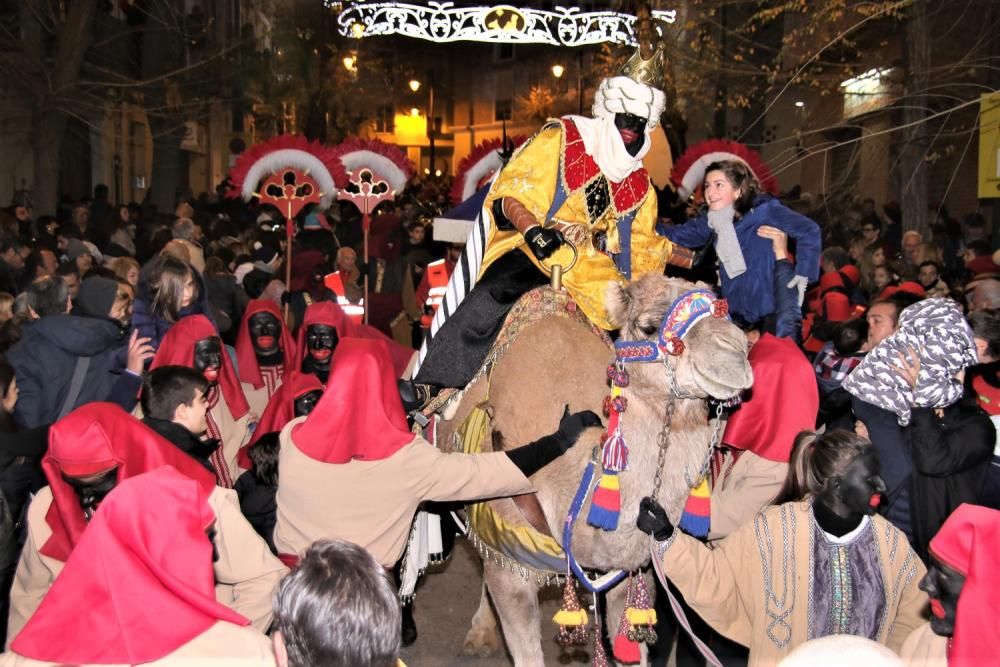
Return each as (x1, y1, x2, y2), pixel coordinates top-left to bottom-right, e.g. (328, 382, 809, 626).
(7, 315, 139, 428)
(907, 403, 995, 560)
(234, 471, 277, 554)
(141, 417, 219, 475)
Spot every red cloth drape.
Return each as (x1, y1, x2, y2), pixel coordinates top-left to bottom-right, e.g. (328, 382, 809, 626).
(41, 402, 216, 562)
(13, 467, 247, 664)
(292, 338, 413, 463)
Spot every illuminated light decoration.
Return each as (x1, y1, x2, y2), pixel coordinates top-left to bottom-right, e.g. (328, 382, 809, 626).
(671, 139, 779, 201)
(333, 2, 676, 46)
(551, 64, 565, 78)
(841, 67, 896, 119)
(450, 135, 527, 205)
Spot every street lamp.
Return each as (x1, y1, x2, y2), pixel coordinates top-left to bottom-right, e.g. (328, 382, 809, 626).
(409, 79, 421, 92)
(551, 64, 565, 78)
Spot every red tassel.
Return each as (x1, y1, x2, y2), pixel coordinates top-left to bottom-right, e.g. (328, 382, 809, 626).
(612, 599, 642, 664)
(612, 633, 642, 664)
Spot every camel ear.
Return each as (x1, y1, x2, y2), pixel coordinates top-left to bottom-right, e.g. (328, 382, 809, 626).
(605, 281, 631, 329)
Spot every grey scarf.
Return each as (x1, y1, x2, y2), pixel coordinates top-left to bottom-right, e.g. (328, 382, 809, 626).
(707, 206, 746, 278)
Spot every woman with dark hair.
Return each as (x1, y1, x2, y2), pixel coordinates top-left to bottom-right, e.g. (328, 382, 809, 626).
(663, 160, 821, 338)
(637, 430, 926, 666)
(132, 254, 216, 351)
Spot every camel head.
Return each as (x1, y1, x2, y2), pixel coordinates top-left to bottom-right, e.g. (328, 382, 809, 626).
(607, 274, 753, 401)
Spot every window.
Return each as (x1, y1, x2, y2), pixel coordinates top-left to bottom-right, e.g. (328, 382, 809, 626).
(495, 99, 512, 122)
(375, 104, 394, 133)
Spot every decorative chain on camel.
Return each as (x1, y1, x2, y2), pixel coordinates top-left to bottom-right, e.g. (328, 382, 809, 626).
(553, 287, 736, 664)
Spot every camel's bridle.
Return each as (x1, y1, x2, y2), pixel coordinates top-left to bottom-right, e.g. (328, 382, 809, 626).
(610, 288, 734, 497)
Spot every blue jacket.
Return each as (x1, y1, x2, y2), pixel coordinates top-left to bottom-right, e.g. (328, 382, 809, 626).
(132, 264, 217, 352)
(662, 195, 821, 325)
(8, 315, 141, 429)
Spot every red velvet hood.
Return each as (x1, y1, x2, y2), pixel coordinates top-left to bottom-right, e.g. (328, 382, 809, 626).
(722, 334, 819, 462)
(13, 467, 247, 664)
(41, 402, 216, 562)
(150, 315, 250, 419)
(929, 503, 1000, 667)
(237, 370, 324, 469)
(235, 299, 296, 389)
(292, 338, 414, 463)
(294, 301, 413, 378)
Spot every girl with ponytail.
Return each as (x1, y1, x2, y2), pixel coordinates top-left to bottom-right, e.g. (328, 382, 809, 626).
(637, 429, 926, 664)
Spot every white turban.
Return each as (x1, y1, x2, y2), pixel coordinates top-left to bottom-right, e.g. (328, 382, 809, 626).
(593, 76, 666, 129)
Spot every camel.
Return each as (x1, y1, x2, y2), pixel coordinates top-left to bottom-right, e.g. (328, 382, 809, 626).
(436, 273, 753, 666)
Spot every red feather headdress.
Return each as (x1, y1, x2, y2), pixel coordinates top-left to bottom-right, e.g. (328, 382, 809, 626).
(450, 136, 527, 205)
(226, 135, 347, 211)
(333, 138, 415, 195)
(671, 139, 779, 201)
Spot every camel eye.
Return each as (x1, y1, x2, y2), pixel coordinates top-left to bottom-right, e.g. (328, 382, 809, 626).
(638, 323, 657, 337)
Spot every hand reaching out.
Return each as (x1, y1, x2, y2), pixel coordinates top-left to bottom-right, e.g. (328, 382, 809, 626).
(756, 225, 788, 261)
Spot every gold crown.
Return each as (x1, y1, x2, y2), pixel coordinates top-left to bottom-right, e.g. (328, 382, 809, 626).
(619, 46, 665, 90)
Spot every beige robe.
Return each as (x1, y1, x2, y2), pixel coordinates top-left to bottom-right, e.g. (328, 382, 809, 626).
(7, 486, 287, 645)
(900, 623, 948, 667)
(661, 501, 927, 667)
(710, 450, 789, 540)
(0, 620, 275, 666)
(241, 381, 272, 421)
(274, 418, 534, 567)
(208, 400, 253, 487)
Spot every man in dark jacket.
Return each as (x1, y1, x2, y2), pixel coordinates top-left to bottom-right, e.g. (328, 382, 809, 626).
(7, 276, 153, 428)
(139, 365, 219, 475)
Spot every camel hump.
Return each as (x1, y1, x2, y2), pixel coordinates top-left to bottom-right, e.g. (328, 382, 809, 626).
(484, 286, 613, 381)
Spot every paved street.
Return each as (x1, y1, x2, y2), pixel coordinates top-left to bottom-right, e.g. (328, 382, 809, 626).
(399, 540, 594, 666)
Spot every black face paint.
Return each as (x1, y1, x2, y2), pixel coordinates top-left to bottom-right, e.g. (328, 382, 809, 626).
(814, 449, 887, 536)
(920, 559, 966, 637)
(248, 312, 282, 363)
(614, 112, 648, 157)
(193, 337, 222, 386)
(303, 324, 337, 384)
(61, 468, 119, 521)
(293, 390, 322, 417)
(206, 525, 220, 563)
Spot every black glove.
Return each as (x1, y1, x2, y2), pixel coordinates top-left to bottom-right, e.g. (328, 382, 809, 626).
(506, 405, 602, 477)
(554, 405, 603, 449)
(637, 496, 674, 542)
(524, 226, 564, 261)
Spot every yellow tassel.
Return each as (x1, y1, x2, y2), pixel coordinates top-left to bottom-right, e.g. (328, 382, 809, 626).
(626, 608, 657, 626)
(553, 609, 589, 626)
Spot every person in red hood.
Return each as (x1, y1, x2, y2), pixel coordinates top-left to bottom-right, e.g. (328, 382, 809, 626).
(236, 299, 297, 417)
(901, 503, 1000, 666)
(708, 332, 819, 540)
(294, 301, 414, 384)
(149, 315, 252, 488)
(3, 467, 274, 666)
(6, 403, 286, 643)
(272, 338, 599, 644)
(273, 338, 599, 568)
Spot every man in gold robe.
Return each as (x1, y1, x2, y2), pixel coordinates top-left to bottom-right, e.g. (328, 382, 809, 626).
(401, 48, 690, 410)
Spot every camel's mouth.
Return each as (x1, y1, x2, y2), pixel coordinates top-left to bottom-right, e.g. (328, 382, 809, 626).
(691, 351, 753, 400)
